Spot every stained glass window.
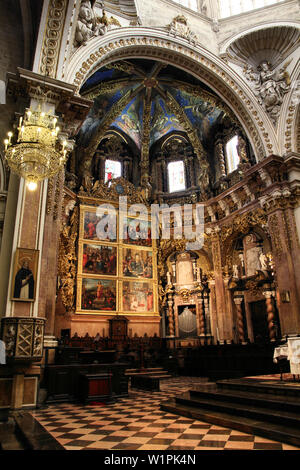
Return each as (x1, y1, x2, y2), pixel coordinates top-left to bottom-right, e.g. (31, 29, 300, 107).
(105, 159, 121, 183)
(226, 136, 239, 174)
(168, 160, 186, 193)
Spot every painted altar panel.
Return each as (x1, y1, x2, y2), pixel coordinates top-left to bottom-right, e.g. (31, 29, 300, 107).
(76, 205, 158, 316)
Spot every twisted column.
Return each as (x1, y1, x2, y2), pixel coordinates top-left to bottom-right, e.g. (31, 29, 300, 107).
(197, 293, 205, 336)
(233, 296, 245, 343)
(263, 291, 276, 342)
(167, 293, 175, 337)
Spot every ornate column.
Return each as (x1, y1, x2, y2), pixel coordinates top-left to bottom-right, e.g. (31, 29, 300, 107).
(261, 190, 300, 334)
(215, 138, 226, 179)
(209, 227, 229, 342)
(233, 294, 246, 344)
(203, 291, 211, 335)
(263, 290, 277, 342)
(167, 293, 175, 337)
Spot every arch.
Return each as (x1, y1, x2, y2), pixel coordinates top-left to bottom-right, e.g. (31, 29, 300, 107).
(65, 27, 279, 159)
(277, 58, 300, 155)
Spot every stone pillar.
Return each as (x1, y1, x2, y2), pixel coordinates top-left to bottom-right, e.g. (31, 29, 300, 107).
(233, 295, 246, 344)
(263, 196, 300, 334)
(263, 290, 276, 342)
(203, 291, 211, 335)
(210, 228, 229, 341)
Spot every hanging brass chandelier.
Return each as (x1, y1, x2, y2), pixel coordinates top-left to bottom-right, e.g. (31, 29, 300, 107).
(4, 104, 68, 191)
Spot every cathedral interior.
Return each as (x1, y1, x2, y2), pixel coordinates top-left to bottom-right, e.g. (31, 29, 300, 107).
(0, 0, 300, 452)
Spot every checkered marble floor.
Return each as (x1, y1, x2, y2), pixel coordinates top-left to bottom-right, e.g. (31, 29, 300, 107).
(31, 377, 300, 451)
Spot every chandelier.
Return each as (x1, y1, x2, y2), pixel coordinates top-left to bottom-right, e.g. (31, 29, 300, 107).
(4, 104, 68, 191)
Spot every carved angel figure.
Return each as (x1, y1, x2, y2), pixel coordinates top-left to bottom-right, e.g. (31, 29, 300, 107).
(245, 60, 291, 122)
(74, 0, 106, 47)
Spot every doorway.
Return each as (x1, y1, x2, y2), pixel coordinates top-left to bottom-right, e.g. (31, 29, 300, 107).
(250, 300, 269, 342)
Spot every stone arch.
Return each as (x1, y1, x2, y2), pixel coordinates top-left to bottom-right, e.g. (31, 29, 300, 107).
(278, 58, 300, 155)
(65, 27, 279, 159)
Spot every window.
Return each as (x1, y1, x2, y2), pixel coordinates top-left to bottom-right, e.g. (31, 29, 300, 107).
(226, 136, 240, 173)
(105, 159, 122, 183)
(168, 160, 186, 193)
(171, 0, 198, 11)
(218, 0, 284, 18)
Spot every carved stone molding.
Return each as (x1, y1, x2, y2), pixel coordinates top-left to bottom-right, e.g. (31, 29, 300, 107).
(40, 0, 68, 78)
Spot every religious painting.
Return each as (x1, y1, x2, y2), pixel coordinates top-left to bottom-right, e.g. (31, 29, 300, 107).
(81, 278, 117, 311)
(82, 243, 117, 276)
(122, 281, 154, 312)
(11, 248, 39, 302)
(81, 207, 117, 242)
(122, 248, 153, 279)
(121, 216, 152, 247)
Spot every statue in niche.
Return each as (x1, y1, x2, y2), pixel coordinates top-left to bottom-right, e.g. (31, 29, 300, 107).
(237, 135, 250, 166)
(176, 252, 194, 286)
(198, 161, 211, 199)
(232, 264, 239, 278)
(245, 60, 291, 123)
(244, 234, 262, 277)
(74, 0, 107, 47)
(238, 252, 245, 277)
(259, 252, 269, 271)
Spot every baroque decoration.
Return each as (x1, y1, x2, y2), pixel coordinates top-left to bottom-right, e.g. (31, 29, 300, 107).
(245, 60, 291, 124)
(74, 0, 121, 48)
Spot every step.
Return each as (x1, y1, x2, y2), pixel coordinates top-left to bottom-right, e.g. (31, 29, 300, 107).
(189, 388, 300, 414)
(217, 378, 300, 399)
(161, 399, 300, 448)
(14, 412, 64, 450)
(174, 394, 300, 429)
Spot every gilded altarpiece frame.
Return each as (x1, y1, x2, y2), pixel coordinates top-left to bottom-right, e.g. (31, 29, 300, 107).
(76, 204, 158, 316)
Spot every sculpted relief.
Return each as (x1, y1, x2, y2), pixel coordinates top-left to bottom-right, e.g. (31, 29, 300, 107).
(74, 0, 121, 48)
(245, 60, 291, 123)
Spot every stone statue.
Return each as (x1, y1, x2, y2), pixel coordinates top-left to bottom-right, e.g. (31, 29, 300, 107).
(259, 252, 269, 271)
(232, 264, 239, 278)
(237, 135, 249, 165)
(74, 0, 107, 47)
(245, 60, 291, 122)
(167, 271, 172, 285)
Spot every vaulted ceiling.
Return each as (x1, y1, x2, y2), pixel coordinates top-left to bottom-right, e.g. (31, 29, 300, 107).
(78, 58, 239, 156)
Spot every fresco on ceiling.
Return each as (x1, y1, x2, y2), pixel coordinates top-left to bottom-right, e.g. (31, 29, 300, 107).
(77, 85, 135, 148)
(167, 87, 223, 141)
(150, 96, 184, 147)
(111, 96, 143, 149)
